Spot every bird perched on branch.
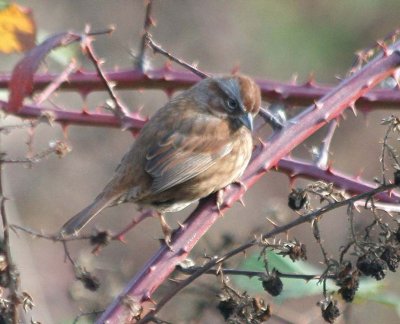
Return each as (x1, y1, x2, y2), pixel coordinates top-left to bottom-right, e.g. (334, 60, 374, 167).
(60, 74, 261, 245)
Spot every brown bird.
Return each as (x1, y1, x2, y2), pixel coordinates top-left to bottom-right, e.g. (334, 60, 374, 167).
(60, 74, 261, 244)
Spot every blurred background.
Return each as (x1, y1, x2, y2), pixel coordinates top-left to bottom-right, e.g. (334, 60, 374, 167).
(2, 0, 400, 323)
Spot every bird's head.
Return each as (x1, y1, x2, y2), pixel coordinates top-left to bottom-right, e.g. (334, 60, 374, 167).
(205, 74, 261, 131)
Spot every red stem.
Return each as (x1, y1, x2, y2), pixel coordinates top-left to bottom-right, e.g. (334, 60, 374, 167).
(0, 100, 147, 131)
(1, 68, 400, 112)
(277, 157, 400, 203)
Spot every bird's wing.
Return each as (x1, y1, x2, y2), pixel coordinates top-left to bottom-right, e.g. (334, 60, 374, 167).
(144, 118, 233, 195)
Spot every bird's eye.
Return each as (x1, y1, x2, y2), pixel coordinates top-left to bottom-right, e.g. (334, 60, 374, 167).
(226, 98, 238, 110)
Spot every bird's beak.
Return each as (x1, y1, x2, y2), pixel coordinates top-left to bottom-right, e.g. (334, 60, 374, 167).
(238, 112, 253, 131)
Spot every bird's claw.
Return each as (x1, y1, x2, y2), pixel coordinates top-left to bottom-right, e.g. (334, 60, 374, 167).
(216, 189, 224, 216)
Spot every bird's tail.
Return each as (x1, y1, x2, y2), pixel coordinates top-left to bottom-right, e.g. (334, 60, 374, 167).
(60, 192, 119, 236)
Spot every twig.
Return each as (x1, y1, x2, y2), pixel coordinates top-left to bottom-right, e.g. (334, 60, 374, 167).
(1, 140, 70, 165)
(339, 241, 355, 263)
(0, 122, 35, 133)
(312, 220, 330, 265)
(380, 121, 393, 184)
(258, 107, 285, 130)
(0, 148, 20, 322)
(10, 224, 90, 242)
(86, 27, 116, 37)
(81, 28, 130, 122)
(111, 209, 155, 241)
(178, 266, 335, 282)
(35, 60, 77, 105)
(146, 36, 209, 78)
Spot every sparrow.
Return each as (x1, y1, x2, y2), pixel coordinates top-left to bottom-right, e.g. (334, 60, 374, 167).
(60, 74, 261, 244)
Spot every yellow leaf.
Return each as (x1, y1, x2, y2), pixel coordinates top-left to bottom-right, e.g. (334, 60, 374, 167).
(0, 3, 36, 54)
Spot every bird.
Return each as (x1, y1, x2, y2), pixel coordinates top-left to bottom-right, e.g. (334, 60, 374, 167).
(60, 74, 261, 245)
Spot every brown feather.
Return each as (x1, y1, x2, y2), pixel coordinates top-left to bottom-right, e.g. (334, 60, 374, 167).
(60, 74, 261, 235)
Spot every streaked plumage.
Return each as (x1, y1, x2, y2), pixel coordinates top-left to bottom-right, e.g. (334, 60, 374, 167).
(60, 74, 261, 237)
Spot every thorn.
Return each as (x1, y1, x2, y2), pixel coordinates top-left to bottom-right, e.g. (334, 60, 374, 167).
(216, 264, 222, 275)
(84, 24, 92, 35)
(108, 81, 117, 89)
(179, 246, 189, 254)
(266, 217, 279, 228)
(149, 265, 156, 272)
(257, 137, 267, 148)
(163, 61, 172, 71)
(355, 168, 364, 180)
(290, 73, 298, 85)
(142, 292, 157, 305)
(323, 113, 331, 123)
(75, 68, 85, 74)
(130, 128, 140, 137)
(164, 88, 175, 99)
(149, 16, 157, 28)
(231, 63, 241, 75)
(314, 100, 323, 110)
(177, 221, 185, 229)
(326, 162, 334, 174)
(376, 40, 391, 56)
(349, 103, 357, 116)
(288, 175, 296, 187)
(304, 72, 315, 87)
(366, 79, 375, 88)
(61, 123, 69, 138)
(115, 234, 126, 243)
(238, 197, 246, 207)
